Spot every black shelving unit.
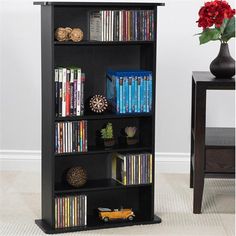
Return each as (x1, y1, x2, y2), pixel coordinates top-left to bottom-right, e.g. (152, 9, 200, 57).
(34, 1, 164, 234)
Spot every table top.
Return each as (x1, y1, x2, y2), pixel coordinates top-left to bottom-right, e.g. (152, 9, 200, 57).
(192, 71, 235, 89)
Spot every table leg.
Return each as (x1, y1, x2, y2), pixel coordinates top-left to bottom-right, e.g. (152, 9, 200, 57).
(193, 84, 206, 214)
(190, 78, 195, 188)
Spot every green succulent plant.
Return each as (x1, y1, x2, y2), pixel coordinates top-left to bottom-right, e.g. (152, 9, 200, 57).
(101, 123, 114, 139)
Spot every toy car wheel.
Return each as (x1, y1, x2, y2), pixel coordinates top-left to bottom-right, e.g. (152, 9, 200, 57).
(103, 217, 109, 222)
(128, 215, 134, 221)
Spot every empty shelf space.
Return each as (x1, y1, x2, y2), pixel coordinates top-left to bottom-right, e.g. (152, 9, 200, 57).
(205, 127, 235, 148)
(191, 127, 235, 148)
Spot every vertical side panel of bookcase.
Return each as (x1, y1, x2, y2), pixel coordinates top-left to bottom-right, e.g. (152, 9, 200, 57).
(41, 5, 55, 227)
(151, 5, 158, 220)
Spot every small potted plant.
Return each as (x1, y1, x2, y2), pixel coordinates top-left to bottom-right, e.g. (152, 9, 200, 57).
(125, 127, 138, 145)
(101, 123, 115, 147)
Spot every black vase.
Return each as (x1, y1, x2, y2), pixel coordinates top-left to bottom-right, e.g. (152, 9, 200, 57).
(210, 43, 235, 78)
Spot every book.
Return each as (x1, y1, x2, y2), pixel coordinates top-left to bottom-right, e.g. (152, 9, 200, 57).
(143, 74, 147, 112)
(134, 76, 138, 112)
(106, 70, 153, 114)
(79, 121, 83, 152)
(55, 69, 59, 117)
(146, 74, 150, 113)
(55, 67, 85, 117)
(76, 68, 81, 116)
(58, 68, 63, 117)
(106, 11, 109, 41)
(90, 11, 103, 41)
(149, 73, 152, 112)
(66, 69, 70, 116)
(70, 69, 74, 115)
(90, 9, 155, 41)
(119, 77, 123, 113)
(62, 68, 67, 117)
(128, 76, 132, 113)
(112, 153, 152, 185)
(84, 195, 87, 226)
(140, 74, 144, 112)
(131, 76, 135, 113)
(122, 76, 127, 113)
(73, 69, 77, 115)
(55, 195, 87, 229)
(81, 73, 85, 115)
(55, 121, 88, 154)
(137, 76, 141, 112)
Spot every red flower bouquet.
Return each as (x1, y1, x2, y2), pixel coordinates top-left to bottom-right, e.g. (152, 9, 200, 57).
(197, 0, 235, 44)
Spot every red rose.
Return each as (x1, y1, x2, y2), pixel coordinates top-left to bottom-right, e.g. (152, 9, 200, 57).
(197, 0, 235, 29)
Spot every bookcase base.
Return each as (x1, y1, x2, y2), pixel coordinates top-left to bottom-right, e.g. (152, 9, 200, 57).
(35, 215, 162, 234)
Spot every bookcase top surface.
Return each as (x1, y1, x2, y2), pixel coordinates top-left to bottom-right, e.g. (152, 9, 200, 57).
(34, 1, 165, 6)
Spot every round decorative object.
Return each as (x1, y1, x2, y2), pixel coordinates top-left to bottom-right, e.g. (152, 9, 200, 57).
(65, 27, 73, 40)
(89, 95, 108, 113)
(69, 28, 83, 42)
(55, 27, 68, 41)
(210, 43, 235, 78)
(66, 166, 87, 188)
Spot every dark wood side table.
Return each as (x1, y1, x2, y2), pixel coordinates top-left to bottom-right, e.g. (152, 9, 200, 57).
(190, 71, 235, 214)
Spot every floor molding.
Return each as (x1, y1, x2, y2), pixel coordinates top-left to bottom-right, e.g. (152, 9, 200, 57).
(155, 152, 190, 173)
(0, 150, 41, 172)
(0, 150, 190, 173)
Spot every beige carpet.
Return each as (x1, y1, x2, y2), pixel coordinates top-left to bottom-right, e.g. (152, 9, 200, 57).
(0, 171, 234, 236)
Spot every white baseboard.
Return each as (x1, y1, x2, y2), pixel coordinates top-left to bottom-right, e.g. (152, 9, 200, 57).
(0, 150, 190, 173)
(0, 150, 41, 172)
(155, 152, 190, 173)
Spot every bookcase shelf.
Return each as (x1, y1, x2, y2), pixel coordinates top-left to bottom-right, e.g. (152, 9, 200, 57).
(54, 40, 155, 46)
(55, 144, 151, 156)
(55, 179, 152, 194)
(55, 112, 152, 121)
(35, 1, 164, 234)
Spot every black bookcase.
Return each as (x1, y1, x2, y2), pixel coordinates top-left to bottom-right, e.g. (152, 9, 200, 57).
(34, 1, 164, 234)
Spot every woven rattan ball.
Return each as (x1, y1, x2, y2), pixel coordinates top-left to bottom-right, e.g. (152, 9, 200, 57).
(55, 27, 67, 41)
(69, 28, 83, 42)
(66, 166, 87, 188)
(65, 27, 72, 40)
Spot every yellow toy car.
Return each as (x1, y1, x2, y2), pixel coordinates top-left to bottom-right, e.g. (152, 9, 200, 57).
(98, 207, 135, 222)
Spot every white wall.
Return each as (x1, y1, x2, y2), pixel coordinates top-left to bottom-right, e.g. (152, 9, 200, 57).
(0, 0, 41, 150)
(156, 0, 235, 154)
(0, 1, 235, 160)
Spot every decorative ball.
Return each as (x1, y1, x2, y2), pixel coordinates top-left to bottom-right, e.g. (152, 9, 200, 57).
(65, 27, 72, 40)
(66, 166, 87, 188)
(89, 95, 108, 113)
(55, 27, 68, 41)
(69, 28, 83, 42)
